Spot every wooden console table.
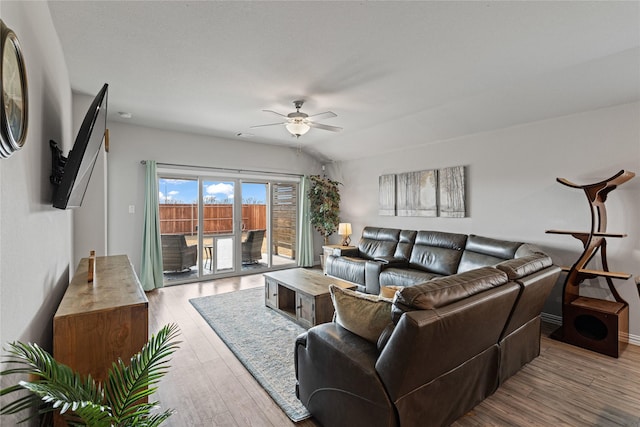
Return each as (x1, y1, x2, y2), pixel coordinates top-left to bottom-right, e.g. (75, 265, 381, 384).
(53, 255, 148, 384)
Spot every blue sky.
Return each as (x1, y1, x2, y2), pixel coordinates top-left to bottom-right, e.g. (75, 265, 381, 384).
(158, 179, 266, 204)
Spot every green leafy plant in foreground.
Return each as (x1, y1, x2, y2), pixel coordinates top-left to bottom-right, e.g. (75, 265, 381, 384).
(1, 323, 180, 426)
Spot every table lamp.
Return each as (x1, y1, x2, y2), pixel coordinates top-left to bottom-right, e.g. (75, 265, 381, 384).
(338, 223, 352, 246)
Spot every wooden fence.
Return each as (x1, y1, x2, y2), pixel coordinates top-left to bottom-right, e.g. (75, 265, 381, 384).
(160, 185, 297, 259)
(160, 204, 266, 235)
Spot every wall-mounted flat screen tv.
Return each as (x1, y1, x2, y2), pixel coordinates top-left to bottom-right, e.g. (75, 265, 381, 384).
(50, 83, 108, 210)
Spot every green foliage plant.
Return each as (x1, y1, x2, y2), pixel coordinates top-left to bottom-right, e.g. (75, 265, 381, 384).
(0, 323, 180, 426)
(308, 175, 342, 245)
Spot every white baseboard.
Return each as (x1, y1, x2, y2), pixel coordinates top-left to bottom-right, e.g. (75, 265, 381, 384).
(541, 312, 562, 325)
(541, 312, 640, 347)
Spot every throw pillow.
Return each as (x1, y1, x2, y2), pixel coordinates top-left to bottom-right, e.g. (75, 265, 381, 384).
(379, 285, 404, 300)
(329, 284, 393, 344)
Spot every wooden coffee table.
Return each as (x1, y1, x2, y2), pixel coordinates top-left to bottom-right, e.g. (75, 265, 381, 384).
(264, 268, 356, 328)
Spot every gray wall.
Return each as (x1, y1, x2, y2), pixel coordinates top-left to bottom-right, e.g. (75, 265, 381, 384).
(0, 2, 73, 423)
(325, 102, 640, 341)
(103, 121, 323, 272)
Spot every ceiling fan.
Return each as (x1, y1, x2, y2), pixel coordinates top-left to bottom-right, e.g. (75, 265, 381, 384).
(251, 100, 342, 138)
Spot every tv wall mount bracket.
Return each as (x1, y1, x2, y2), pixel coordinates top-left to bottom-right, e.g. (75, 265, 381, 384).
(49, 139, 67, 186)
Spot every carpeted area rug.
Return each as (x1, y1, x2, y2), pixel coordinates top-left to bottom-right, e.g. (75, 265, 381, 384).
(189, 287, 311, 422)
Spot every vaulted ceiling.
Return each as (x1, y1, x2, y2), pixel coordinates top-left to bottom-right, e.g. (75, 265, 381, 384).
(48, 1, 640, 162)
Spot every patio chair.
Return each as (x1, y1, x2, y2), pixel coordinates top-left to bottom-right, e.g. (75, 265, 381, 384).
(161, 234, 197, 272)
(242, 229, 265, 264)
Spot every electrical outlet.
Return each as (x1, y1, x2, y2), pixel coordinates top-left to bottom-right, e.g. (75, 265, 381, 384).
(128, 205, 135, 214)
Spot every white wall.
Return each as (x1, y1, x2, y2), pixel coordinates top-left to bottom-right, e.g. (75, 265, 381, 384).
(0, 2, 73, 422)
(326, 102, 640, 340)
(104, 121, 323, 272)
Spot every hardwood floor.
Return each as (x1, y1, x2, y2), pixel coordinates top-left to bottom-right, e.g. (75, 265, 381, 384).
(147, 272, 640, 426)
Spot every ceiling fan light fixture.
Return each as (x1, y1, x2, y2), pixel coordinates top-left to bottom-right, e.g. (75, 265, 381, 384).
(286, 121, 310, 137)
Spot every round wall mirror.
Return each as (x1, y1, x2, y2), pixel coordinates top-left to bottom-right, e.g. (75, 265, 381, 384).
(0, 19, 28, 159)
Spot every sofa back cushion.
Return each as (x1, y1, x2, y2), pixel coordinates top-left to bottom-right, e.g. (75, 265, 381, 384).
(495, 252, 553, 280)
(457, 234, 523, 273)
(408, 230, 467, 275)
(392, 266, 509, 322)
(393, 229, 417, 260)
(358, 227, 401, 260)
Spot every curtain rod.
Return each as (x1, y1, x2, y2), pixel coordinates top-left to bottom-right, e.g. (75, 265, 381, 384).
(140, 160, 303, 178)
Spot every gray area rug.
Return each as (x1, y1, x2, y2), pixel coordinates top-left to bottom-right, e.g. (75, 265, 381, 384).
(189, 287, 311, 422)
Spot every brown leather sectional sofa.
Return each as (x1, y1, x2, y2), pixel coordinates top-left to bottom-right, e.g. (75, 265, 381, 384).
(295, 227, 561, 426)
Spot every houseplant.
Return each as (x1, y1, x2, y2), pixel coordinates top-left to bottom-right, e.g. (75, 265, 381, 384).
(307, 175, 341, 245)
(0, 323, 180, 426)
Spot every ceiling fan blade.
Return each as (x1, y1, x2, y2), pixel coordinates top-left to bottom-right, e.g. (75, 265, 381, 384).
(250, 122, 286, 128)
(308, 121, 343, 132)
(262, 109, 288, 118)
(307, 111, 337, 120)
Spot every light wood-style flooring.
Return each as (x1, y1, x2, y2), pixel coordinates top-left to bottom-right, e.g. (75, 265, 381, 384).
(147, 272, 640, 427)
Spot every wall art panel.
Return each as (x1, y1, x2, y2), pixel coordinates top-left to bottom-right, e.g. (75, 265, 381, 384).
(438, 165, 466, 217)
(378, 174, 396, 216)
(396, 170, 437, 217)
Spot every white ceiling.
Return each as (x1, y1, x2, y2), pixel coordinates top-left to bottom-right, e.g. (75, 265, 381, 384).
(47, 1, 640, 163)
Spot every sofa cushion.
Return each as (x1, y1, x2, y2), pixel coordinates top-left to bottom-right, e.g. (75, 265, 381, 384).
(393, 229, 417, 260)
(408, 231, 467, 275)
(358, 227, 401, 260)
(496, 253, 553, 280)
(458, 235, 523, 273)
(330, 284, 393, 344)
(392, 267, 509, 321)
(379, 267, 441, 287)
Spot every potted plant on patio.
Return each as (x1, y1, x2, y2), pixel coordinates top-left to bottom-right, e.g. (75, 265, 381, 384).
(0, 323, 180, 426)
(308, 174, 342, 245)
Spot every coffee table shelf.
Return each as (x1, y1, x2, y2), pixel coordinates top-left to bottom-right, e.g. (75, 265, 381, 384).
(264, 268, 356, 328)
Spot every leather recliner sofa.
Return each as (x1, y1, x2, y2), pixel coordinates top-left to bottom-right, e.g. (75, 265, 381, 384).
(296, 226, 561, 426)
(325, 227, 547, 295)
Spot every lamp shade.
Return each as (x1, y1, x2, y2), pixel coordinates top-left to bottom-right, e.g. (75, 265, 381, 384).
(338, 223, 352, 236)
(285, 121, 310, 136)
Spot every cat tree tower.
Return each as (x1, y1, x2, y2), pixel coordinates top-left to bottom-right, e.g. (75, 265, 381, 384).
(546, 169, 635, 357)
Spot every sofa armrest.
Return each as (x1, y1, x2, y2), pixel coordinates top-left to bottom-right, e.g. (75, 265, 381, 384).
(374, 256, 409, 267)
(294, 332, 308, 394)
(365, 258, 409, 295)
(295, 323, 396, 427)
(501, 265, 561, 338)
(365, 261, 383, 295)
(333, 247, 360, 257)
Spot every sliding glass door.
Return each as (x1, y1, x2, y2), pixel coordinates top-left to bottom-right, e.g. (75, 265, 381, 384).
(240, 182, 268, 272)
(158, 177, 200, 284)
(158, 170, 299, 285)
(202, 179, 236, 276)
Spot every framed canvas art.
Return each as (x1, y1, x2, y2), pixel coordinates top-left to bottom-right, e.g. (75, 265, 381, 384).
(396, 170, 437, 217)
(438, 165, 466, 217)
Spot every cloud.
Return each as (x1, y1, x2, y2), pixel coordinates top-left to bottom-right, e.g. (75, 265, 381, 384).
(206, 183, 234, 198)
(159, 191, 177, 202)
(161, 179, 191, 185)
